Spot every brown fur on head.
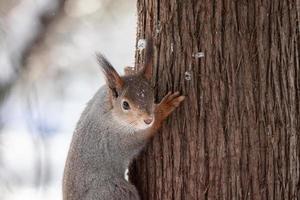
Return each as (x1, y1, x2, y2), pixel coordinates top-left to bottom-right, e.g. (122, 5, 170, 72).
(97, 39, 154, 130)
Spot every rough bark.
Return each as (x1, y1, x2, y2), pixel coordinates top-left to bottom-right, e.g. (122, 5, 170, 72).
(130, 0, 300, 199)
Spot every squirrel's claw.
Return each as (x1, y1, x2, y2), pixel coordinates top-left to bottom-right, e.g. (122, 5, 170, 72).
(155, 91, 185, 120)
(166, 91, 181, 102)
(171, 95, 185, 107)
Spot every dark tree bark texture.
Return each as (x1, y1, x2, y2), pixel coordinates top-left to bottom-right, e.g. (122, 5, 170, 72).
(131, 0, 300, 199)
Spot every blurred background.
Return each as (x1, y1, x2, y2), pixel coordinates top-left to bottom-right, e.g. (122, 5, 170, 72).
(0, 0, 136, 199)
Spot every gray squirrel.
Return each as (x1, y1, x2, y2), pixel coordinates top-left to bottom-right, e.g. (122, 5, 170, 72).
(63, 39, 185, 200)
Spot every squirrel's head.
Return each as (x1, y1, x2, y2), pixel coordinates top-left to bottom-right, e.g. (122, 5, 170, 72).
(97, 39, 154, 130)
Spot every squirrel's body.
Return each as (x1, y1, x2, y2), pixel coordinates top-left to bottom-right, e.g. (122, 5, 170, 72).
(63, 39, 185, 200)
(63, 86, 144, 200)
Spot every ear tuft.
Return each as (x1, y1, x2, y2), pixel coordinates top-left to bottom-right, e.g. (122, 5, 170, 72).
(97, 53, 124, 91)
(141, 38, 153, 80)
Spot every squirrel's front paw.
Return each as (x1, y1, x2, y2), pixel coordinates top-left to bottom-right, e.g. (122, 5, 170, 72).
(155, 91, 185, 120)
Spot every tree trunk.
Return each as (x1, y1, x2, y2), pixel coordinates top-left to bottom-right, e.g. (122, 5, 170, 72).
(130, 0, 300, 199)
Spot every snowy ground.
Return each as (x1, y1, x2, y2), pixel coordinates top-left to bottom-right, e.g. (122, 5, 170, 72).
(0, 1, 136, 199)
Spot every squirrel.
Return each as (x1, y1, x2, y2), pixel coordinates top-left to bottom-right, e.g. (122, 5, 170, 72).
(62, 39, 185, 200)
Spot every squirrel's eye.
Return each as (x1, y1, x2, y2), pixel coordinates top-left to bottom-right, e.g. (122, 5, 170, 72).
(122, 101, 130, 110)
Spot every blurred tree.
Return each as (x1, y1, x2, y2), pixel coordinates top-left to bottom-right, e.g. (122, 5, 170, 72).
(0, 0, 66, 194)
(0, 0, 65, 109)
(131, 0, 300, 199)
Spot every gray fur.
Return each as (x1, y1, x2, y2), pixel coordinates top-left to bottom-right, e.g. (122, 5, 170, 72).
(63, 86, 147, 200)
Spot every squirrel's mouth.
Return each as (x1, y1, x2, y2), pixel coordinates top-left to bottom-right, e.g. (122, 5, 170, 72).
(143, 117, 153, 125)
(126, 118, 154, 130)
(137, 117, 154, 130)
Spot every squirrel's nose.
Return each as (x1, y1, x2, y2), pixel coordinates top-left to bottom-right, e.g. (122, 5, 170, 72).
(144, 117, 153, 125)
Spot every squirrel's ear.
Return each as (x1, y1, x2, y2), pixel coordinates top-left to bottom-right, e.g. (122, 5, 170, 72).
(97, 54, 124, 95)
(141, 38, 153, 81)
